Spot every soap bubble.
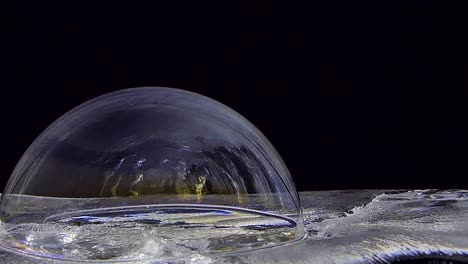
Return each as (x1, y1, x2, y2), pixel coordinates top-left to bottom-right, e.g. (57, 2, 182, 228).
(0, 87, 305, 261)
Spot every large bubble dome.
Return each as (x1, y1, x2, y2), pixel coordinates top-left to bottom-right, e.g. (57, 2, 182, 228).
(0, 87, 305, 262)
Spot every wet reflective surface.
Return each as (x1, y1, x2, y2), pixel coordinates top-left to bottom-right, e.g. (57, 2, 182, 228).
(2, 205, 300, 261)
(1, 189, 467, 263)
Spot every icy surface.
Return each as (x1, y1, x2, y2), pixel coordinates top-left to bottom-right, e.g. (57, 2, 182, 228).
(1, 190, 467, 263)
(1, 205, 301, 261)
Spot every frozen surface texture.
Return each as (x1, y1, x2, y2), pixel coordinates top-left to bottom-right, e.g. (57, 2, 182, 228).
(0, 190, 467, 263)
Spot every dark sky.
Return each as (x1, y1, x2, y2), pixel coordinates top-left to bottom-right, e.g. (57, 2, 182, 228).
(1, 2, 467, 191)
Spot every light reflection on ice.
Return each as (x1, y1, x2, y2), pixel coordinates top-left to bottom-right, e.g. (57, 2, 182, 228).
(0, 190, 467, 263)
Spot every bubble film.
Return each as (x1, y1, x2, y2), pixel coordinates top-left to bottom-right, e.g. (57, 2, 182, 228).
(0, 87, 304, 261)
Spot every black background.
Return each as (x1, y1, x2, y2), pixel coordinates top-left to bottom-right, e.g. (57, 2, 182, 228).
(1, 2, 467, 191)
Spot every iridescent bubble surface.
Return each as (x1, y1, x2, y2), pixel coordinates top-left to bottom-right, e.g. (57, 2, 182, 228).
(0, 87, 304, 262)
